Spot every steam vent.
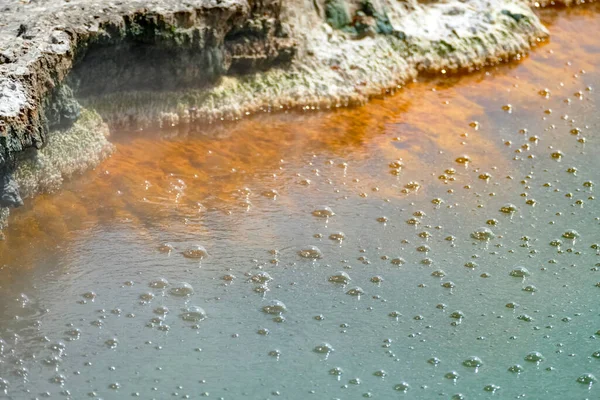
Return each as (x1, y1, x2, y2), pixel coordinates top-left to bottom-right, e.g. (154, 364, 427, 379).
(0, 0, 599, 398)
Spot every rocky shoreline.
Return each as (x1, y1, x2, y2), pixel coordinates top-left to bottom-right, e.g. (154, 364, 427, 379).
(0, 0, 589, 231)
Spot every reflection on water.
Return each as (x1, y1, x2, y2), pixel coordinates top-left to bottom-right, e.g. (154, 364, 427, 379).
(1, 4, 600, 399)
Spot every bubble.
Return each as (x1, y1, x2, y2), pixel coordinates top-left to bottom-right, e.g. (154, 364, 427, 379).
(463, 356, 483, 369)
(330, 367, 343, 376)
(346, 287, 364, 297)
(471, 227, 495, 241)
(576, 374, 597, 385)
(393, 382, 410, 392)
(499, 204, 518, 214)
(262, 189, 279, 199)
(149, 278, 169, 289)
(254, 284, 270, 294)
(508, 364, 524, 374)
(109, 382, 121, 390)
(592, 351, 600, 358)
(251, 272, 273, 284)
(455, 155, 471, 165)
(404, 181, 421, 191)
(418, 231, 431, 240)
(50, 374, 66, 385)
(517, 314, 534, 322)
(139, 293, 154, 302)
(391, 258, 406, 266)
(509, 267, 531, 278)
(65, 328, 81, 339)
(328, 271, 351, 284)
(428, 357, 441, 365)
(82, 291, 97, 300)
(105, 338, 119, 349)
(222, 274, 236, 282)
(182, 245, 209, 259)
(389, 160, 404, 168)
(262, 300, 287, 315)
(49, 341, 66, 353)
(180, 306, 207, 322)
(445, 371, 459, 380)
(549, 239, 562, 247)
(329, 232, 346, 241)
(313, 343, 335, 354)
(298, 246, 323, 259)
(562, 230, 580, 240)
(312, 206, 335, 218)
(406, 217, 420, 225)
(524, 352, 544, 363)
(483, 384, 500, 393)
(349, 378, 361, 385)
(539, 88, 551, 98)
(158, 243, 175, 253)
(268, 350, 281, 359)
(522, 285, 537, 293)
(450, 311, 465, 320)
(169, 282, 194, 297)
(373, 370, 386, 377)
(154, 306, 169, 315)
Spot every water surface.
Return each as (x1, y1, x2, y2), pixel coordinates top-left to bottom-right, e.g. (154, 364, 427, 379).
(1, 5, 600, 399)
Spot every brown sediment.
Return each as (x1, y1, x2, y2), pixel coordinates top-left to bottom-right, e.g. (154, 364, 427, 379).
(0, 3, 598, 268)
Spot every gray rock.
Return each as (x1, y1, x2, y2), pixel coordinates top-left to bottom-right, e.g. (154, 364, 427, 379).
(0, 173, 23, 208)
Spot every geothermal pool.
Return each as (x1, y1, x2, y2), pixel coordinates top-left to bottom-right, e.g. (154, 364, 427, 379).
(1, 4, 600, 400)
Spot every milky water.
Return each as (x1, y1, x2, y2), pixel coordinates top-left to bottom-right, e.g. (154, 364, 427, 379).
(1, 5, 600, 400)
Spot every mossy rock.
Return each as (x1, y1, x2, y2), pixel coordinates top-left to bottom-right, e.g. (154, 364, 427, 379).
(325, 0, 351, 29)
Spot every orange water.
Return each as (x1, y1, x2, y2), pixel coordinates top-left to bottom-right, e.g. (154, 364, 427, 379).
(2, 5, 599, 271)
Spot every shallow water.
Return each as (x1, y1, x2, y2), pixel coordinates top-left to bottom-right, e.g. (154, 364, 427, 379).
(1, 5, 600, 400)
